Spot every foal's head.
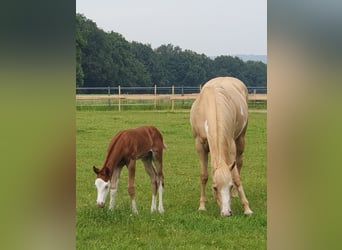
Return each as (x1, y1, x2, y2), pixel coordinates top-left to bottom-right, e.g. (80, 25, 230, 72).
(93, 166, 111, 208)
(211, 161, 236, 216)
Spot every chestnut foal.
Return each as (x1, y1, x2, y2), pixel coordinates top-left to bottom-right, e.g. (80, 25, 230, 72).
(93, 126, 166, 214)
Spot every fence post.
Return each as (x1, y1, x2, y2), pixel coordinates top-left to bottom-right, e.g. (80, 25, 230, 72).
(199, 84, 202, 92)
(107, 86, 111, 107)
(118, 85, 121, 112)
(253, 88, 256, 107)
(154, 84, 157, 109)
(171, 85, 175, 111)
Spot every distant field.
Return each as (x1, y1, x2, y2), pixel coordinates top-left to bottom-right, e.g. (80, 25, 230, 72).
(76, 110, 267, 249)
(76, 97, 267, 111)
(76, 92, 267, 111)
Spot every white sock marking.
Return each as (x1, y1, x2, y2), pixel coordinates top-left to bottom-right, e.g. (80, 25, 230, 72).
(132, 199, 138, 214)
(158, 182, 164, 213)
(151, 195, 157, 212)
(109, 189, 117, 210)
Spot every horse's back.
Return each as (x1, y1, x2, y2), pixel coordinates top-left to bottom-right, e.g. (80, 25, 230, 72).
(203, 77, 248, 103)
(190, 77, 248, 140)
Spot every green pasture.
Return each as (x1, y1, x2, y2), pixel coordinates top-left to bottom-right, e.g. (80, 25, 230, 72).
(76, 110, 267, 249)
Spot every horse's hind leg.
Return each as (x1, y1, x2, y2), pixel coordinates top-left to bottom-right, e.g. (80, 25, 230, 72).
(127, 160, 138, 214)
(142, 158, 158, 212)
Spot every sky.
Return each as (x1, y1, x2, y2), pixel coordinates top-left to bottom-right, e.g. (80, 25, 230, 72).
(76, 0, 267, 57)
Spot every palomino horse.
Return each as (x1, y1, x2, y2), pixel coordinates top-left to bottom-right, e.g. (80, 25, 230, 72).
(190, 77, 253, 216)
(93, 126, 166, 214)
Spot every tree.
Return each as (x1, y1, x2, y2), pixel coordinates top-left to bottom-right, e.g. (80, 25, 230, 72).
(212, 56, 245, 80)
(76, 14, 86, 86)
(76, 13, 267, 90)
(242, 61, 267, 88)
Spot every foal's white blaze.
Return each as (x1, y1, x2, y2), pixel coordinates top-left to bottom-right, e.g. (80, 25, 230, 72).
(220, 185, 232, 216)
(95, 178, 110, 208)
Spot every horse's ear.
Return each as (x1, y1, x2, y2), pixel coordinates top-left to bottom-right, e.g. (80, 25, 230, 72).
(104, 167, 111, 177)
(229, 161, 236, 171)
(93, 166, 100, 174)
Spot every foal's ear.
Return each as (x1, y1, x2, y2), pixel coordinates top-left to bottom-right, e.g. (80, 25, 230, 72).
(93, 166, 100, 174)
(229, 161, 236, 171)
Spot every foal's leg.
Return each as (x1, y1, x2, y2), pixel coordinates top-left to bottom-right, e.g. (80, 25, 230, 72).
(195, 137, 209, 211)
(142, 159, 158, 212)
(152, 149, 164, 213)
(127, 160, 138, 214)
(109, 167, 121, 210)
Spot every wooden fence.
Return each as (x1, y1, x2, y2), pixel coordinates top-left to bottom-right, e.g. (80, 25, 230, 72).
(76, 85, 267, 111)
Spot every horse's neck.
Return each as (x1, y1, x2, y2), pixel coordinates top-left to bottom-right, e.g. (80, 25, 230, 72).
(205, 102, 236, 167)
(210, 138, 235, 168)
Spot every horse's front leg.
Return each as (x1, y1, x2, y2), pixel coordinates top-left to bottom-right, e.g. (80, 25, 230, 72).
(196, 138, 209, 211)
(109, 167, 121, 210)
(231, 166, 253, 215)
(127, 160, 138, 214)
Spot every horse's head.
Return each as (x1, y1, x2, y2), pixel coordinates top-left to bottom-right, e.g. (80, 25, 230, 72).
(212, 161, 236, 216)
(93, 166, 111, 208)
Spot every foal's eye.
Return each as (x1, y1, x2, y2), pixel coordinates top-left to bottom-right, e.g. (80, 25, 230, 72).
(105, 185, 109, 189)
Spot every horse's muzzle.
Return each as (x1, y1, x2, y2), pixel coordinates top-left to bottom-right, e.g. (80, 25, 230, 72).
(97, 202, 105, 208)
(221, 210, 232, 217)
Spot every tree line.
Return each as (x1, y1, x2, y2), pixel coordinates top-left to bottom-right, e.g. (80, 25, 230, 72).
(76, 13, 266, 89)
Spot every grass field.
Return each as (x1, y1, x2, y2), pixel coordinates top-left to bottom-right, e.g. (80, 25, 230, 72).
(76, 110, 267, 249)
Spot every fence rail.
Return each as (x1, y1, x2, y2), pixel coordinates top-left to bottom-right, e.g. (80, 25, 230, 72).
(76, 85, 267, 95)
(76, 85, 267, 111)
